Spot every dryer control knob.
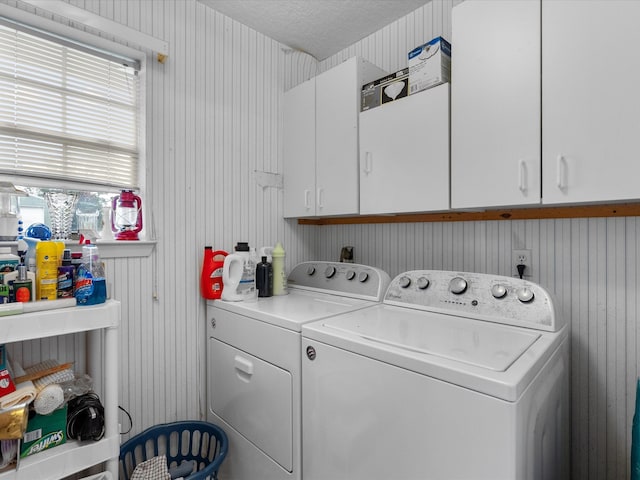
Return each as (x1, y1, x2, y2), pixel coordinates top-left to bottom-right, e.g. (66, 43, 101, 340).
(517, 287, 535, 303)
(325, 266, 336, 278)
(306, 266, 316, 276)
(491, 284, 507, 299)
(346, 270, 356, 280)
(449, 277, 468, 294)
(417, 277, 430, 290)
(398, 276, 411, 288)
(358, 272, 369, 283)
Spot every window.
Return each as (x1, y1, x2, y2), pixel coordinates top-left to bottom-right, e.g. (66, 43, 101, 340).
(0, 17, 142, 240)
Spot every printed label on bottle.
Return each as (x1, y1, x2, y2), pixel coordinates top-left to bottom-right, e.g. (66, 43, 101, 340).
(74, 272, 94, 303)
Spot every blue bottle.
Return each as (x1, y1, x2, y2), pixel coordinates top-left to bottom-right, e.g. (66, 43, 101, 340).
(75, 242, 106, 305)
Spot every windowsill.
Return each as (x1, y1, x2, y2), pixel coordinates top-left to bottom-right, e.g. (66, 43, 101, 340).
(0, 239, 156, 259)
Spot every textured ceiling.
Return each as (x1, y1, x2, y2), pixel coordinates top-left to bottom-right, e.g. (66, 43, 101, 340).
(197, 0, 431, 60)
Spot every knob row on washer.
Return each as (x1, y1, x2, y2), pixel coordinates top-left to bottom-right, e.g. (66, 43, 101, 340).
(397, 276, 535, 303)
(305, 265, 369, 282)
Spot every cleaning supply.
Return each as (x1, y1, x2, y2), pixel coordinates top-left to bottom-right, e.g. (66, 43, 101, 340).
(256, 256, 273, 297)
(3, 264, 35, 301)
(57, 249, 74, 299)
(6, 265, 34, 302)
(35, 241, 64, 300)
(0, 247, 19, 284)
(74, 242, 106, 306)
(221, 242, 256, 302)
(272, 242, 288, 296)
(200, 247, 228, 300)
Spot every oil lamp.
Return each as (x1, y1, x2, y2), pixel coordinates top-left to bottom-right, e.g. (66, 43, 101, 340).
(111, 190, 142, 240)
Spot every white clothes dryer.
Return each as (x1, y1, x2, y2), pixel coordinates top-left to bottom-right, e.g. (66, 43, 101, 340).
(206, 261, 390, 480)
(301, 270, 569, 480)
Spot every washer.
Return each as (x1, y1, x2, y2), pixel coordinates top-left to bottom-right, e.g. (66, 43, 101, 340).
(301, 270, 569, 480)
(206, 261, 390, 480)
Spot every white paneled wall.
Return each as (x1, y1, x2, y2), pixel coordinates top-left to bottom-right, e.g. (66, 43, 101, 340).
(2, 0, 637, 479)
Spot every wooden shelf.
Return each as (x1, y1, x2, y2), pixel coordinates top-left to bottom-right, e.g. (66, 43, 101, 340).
(297, 202, 640, 225)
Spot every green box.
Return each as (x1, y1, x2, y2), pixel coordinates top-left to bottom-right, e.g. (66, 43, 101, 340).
(20, 405, 67, 458)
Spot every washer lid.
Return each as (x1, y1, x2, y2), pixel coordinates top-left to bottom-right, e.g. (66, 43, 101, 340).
(320, 305, 539, 372)
(211, 289, 375, 331)
(303, 304, 567, 401)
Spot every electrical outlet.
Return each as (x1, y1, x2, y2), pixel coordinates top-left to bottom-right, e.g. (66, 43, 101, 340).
(512, 249, 532, 278)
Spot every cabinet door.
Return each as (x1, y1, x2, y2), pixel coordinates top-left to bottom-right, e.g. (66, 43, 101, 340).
(542, 0, 640, 204)
(360, 84, 450, 215)
(283, 78, 316, 218)
(451, 0, 541, 209)
(315, 57, 359, 216)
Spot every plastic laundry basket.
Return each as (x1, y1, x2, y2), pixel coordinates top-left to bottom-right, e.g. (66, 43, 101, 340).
(119, 420, 228, 480)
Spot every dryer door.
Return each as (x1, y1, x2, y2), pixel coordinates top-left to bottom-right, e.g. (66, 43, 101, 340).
(210, 338, 293, 471)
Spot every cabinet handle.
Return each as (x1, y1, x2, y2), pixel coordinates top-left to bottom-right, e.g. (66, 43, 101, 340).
(364, 151, 373, 174)
(304, 189, 311, 209)
(518, 160, 527, 193)
(556, 155, 568, 190)
(317, 188, 324, 209)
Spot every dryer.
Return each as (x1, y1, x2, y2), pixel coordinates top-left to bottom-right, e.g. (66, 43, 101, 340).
(206, 261, 390, 480)
(301, 270, 569, 480)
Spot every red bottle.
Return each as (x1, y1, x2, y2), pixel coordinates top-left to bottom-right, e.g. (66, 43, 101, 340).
(200, 247, 228, 299)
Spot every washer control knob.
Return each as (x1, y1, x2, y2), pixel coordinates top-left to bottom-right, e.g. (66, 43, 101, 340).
(517, 287, 535, 303)
(398, 276, 411, 288)
(491, 284, 507, 299)
(324, 266, 336, 278)
(306, 266, 316, 276)
(358, 272, 369, 283)
(417, 277, 430, 290)
(449, 277, 468, 295)
(346, 270, 356, 280)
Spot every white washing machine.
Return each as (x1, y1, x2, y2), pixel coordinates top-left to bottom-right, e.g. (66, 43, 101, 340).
(302, 270, 570, 480)
(206, 261, 390, 480)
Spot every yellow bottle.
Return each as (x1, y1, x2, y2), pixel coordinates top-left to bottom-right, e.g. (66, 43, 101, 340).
(272, 242, 288, 296)
(35, 241, 64, 300)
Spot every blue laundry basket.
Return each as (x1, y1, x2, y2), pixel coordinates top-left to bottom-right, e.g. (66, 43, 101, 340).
(119, 420, 228, 480)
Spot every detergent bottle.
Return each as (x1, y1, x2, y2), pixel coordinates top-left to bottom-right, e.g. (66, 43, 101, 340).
(221, 242, 256, 302)
(272, 242, 288, 296)
(200, 247, 228, 300)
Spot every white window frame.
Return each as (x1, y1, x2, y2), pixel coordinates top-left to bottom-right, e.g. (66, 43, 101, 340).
(0, 3, 151, 253)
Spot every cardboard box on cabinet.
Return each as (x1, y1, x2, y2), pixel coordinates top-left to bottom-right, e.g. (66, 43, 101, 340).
(408, 36, 451, 95)
(361, 68, 409, 111)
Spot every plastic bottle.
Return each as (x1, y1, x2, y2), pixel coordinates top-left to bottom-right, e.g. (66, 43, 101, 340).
(272, 242, 288, 296)
(12, 265, 32, 303)
(35, 241, 64, 300)
(221, 242, 256, 302)
(3, 264, 35, 301)
(74, 242, 107, 306)
(200, 247, 228, 300)
(0, 247, 19, 284)
(256, 256, 273, 297)
(57, 249, 74, 299)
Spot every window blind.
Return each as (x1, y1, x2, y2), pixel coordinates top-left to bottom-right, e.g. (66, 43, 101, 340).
(0, 22, 140, 190)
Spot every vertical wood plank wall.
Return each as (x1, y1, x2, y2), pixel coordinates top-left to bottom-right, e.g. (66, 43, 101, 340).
(3, 1, 636, 479)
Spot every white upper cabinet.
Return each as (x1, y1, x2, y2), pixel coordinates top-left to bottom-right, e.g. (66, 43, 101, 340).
(283, 78, 316, 218)
(451, 0, 541, 209)
(283, 57, 386, 218)
(542, 0, 640, 204)
(359, 84, 450, 215)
